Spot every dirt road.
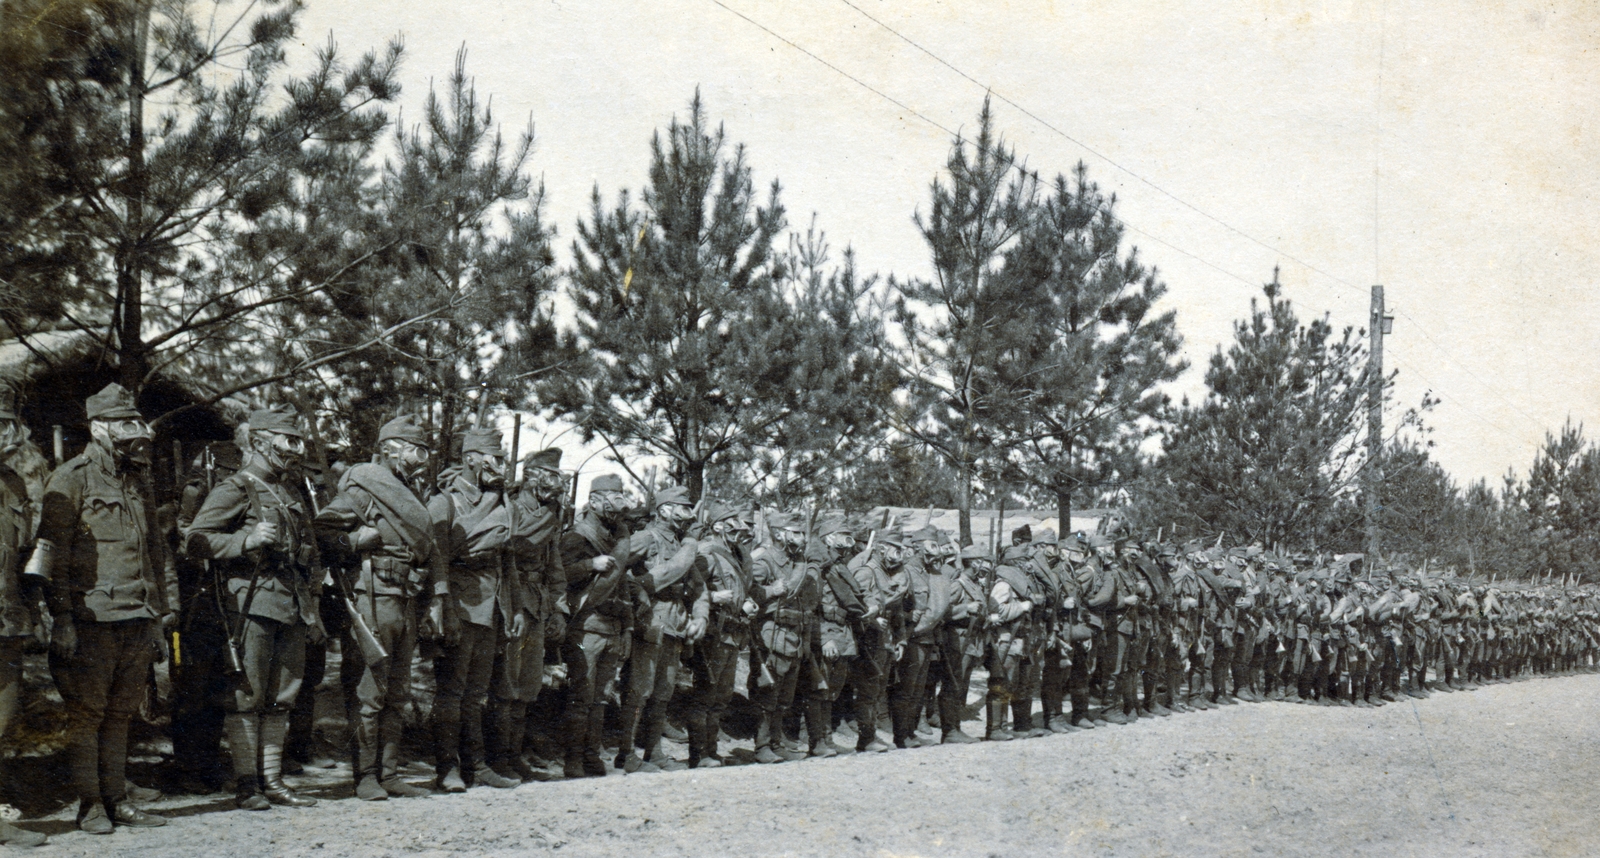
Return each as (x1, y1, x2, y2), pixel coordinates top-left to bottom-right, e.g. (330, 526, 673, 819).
(15, 673, 1600, 857)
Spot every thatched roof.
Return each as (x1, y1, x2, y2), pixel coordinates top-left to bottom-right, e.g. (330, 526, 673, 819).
(0, 328, 236, 460)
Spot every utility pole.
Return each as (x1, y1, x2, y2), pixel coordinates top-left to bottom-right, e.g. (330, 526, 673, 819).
(1365, 285, 1392, 560)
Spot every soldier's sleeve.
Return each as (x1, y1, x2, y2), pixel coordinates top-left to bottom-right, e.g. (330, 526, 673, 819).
(689, 568, 711, 626)
(1085, 567, 1118, 609)
(36, 464, 83, 618)
(184, 479, 252, 560)
(427, 494, 452, 599)
(749, 553, 786, 605)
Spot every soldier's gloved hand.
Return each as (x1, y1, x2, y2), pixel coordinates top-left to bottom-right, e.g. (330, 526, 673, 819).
(422, 597, 445, 641)
(741, 598, 758, 617)
(591, 555, 617, 573)
(349, 525, 381, 552)
(510, 611, 529, 640)
(876, 616, 890, 629)
(147, 621, 170, 663)
(892, 642, 906, 662)
(244, 520, 280, 550)
(50, 614, 77, 659)
(822, 639, 841, 659)
(710, 588, 735, 606)
(685, 617, 707, 643)
(1121, 594, 1140, 607)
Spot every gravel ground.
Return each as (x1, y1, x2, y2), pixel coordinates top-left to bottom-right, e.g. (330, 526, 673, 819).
(12, 672, 1600, 857)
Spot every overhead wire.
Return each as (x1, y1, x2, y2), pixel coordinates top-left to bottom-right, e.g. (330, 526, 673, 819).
(708, 0, 1551, 453)
(828, 0, 1553, 436)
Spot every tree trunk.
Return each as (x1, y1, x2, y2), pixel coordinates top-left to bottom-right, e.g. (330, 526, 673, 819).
(117, 4, 151, 391)
(685, 459, 704, 503)
(1057, 488, 1072, 545)
(957, 439, 973, 546)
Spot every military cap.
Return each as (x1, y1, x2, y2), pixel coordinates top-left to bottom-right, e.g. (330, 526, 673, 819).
(590, 473, 626, 493)
(249, 405, 303, 438)
(655, 485, 692, 507)
(960, 544, 991, 561)
(378, 414, 427, 445)
(86, 383, 141, 421)
(1033, 528, 1058, 545)
(706, 500, 744, 523)
(876, 529, 906, 548)
(818, 516, 851, 537)
(524, 447, 562, 472)
(1087, 533, 1113, 550)
(910, 525, 942, 543)
(1012, 524, 1032, 543)
(461, 426, 503, 456)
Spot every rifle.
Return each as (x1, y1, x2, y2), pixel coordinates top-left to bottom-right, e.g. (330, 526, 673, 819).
(306, 475, 388, 664)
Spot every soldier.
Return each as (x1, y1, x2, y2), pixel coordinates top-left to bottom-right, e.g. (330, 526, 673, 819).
(428, 427, 520, 792)
(888, 527, 950, 748)
(555, 474, 631, 778)
(0, 404, 47, 848)
(493, 448, 568, 781)
(186, 405, 324, 811)
(750, 513, 819, 764)
(314, 415, 455, 801)
(615, 485, 705, 773)
(848, 527, 905, 752)
(933, 544, 989, 744)
(169, 441, 241, 795)
(684, 502, 753, 768)
(34, 383, 171, 833)
(985, 544, 1036, 739)
(802, 516, 867, 758)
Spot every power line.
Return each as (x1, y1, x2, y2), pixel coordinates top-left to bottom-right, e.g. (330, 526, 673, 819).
(704, 0, 1269, 307)
(831, 0, 1555, 435)
(711, 0, 1553, 446)
(834, 0, 1359, 306)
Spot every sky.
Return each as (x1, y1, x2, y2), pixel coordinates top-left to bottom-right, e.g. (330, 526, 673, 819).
(293, 0, 1600, 493)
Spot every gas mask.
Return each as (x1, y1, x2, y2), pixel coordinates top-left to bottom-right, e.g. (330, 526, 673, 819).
(92, 418, 153, 471)
(589, 489, 631, 523)
(385, 439, 431, 482)
(529, 467, 566, 504)
(824, 531, 855, 556)
(657, 502, 696, 534)
(0, 419, 27, 460)
(465, 451, 505, 489)
(879, 543, 903, 570)
(777, 526, 807, 560)
(252, 429, 307, 475)
(712, 518, 750, 546)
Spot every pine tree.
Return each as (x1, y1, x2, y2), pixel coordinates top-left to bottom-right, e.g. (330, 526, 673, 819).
(0, 0, 403, 398)
(995, 162, 1186, 537)
(548, 92, 791, 501)
(896, 98, 1042, 543)
(1138, 271, 1373, 547)
(314, 47, 561, 457)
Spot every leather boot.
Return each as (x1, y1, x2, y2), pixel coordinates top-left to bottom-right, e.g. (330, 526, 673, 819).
(434, 714, 464, 791)
(754, 712, 785, 764)
(984, 698, 1015, 740)
(0, 820, 46, 847)
(224, 713, 270, 811)
(261, 714, 317, 807)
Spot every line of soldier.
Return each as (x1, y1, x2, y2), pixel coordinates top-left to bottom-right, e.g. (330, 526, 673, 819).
(4, 383, 1600, 843)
